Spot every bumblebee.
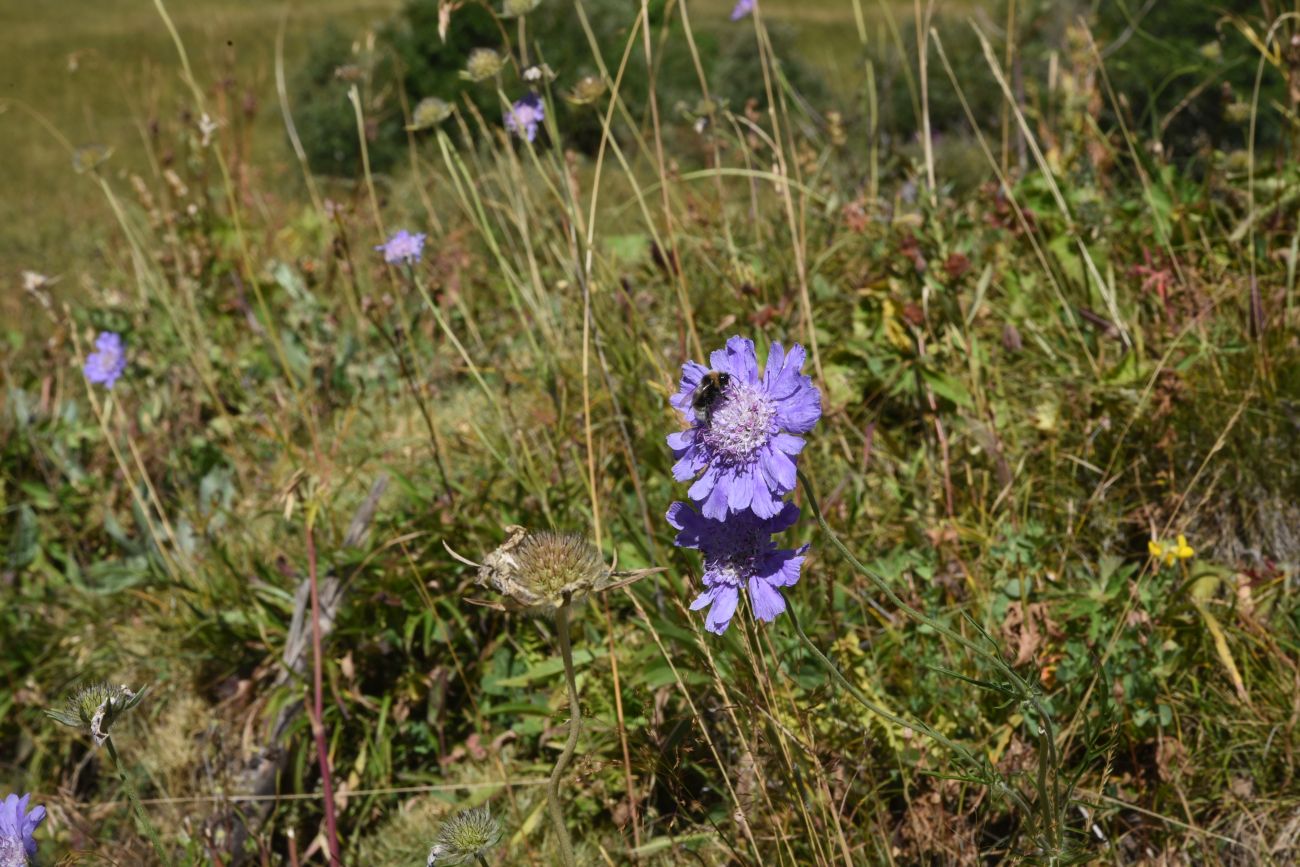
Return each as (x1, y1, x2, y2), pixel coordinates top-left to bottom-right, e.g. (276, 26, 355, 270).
(690, 370, 731, 422)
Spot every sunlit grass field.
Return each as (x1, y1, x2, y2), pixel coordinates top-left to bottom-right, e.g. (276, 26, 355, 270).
(3, 0, 1300, 865)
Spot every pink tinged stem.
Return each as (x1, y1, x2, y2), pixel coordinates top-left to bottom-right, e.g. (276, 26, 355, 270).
(307, 524, 343, 864)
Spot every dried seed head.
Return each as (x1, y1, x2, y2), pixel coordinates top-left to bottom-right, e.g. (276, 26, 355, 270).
(474, 527, 608, 614)
(565, 75, 607, 107)
(408, 97, 453, 131)
(500, 0, 541, 18)
(426, 805, 503, 866)
(462, 48, 504, 83)
(45, 682, 148, 746)
(516, 531, 607, 598)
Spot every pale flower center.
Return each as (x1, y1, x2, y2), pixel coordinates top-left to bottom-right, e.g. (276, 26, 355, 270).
(702, 382, 775, 462)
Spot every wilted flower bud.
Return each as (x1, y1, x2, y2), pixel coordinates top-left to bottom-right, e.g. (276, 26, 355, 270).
(426, 805, 503, 866)
(45, 682, 148, 746)
(408, 97, 454, 130)
(462, 48, 504, 83)
(500, 0, 541, 18)
(565, 75, 607, 107)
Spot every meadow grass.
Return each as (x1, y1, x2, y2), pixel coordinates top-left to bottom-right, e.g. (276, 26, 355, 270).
(3, 0, 1300, 865)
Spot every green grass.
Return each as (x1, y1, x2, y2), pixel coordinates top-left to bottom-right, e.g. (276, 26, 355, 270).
(3, 0, 1300, 865)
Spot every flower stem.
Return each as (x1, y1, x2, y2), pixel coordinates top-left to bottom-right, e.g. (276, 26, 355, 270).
(476, 857, 490, 867)
(105, 736, 169, 863)
(306, 522, 343, 865)
(546, 600, 580, 867)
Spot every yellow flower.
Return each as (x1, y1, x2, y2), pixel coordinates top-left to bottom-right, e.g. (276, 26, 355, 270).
(1148, 539, 1166, 562)
(1171, 534, 1195, 561)
(1149, 535, 1194, 568)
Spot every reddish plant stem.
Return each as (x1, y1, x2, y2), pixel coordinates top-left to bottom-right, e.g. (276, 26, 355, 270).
(306, 523, 343, 864)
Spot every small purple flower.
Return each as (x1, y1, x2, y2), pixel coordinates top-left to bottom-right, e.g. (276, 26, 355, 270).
(375, 229, 426, 265)
(668, 500, 807, 634)
(83, 331, 127, 389)
(730, 0, 754, 20)
(505, 93, 545, 143)
(0, 792, 46, 866)
(668, 336, 821, 521)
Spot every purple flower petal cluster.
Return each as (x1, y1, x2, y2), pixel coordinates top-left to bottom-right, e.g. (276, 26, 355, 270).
(375, 229, 426, 265)
(731, 0, 755, 20)
(667, 336, 821, 633)
(669, 501, 808, 634)
(83, 331, 127, 389)
(0, 792, 45, 865)
(505, 93, 545, 143)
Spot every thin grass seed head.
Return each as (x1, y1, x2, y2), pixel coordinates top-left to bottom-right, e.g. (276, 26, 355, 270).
(462, 48, 504, 82)
(0, 793, 45, 867)
(45, 682, 148, 746)
(425, 805, 503, 866)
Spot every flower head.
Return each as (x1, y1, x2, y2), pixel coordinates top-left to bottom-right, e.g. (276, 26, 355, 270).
(426, 805, 503, 866)
(375, 230, 426, 266)
(45, 682, 148, 746)
(566, 75, 607, 107)
(407, 97, 453, 131)
(668, 500, 807, 634)
(731, 0, 755, 20)
(1149, 534, 1194, 567)
(462, 48, 504, 82)
(83, 331, 127, 389)
(500, 0, 541, 18)
(668, 336, 821, 520)
(504, 93, 545, 143)
(0, 793, 45, 867)
(473, 527, 610, 615)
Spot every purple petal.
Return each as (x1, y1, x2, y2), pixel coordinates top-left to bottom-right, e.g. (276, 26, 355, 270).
(760, 545, 807, 588)
(774, 388, 822, 434)
(768, 501, 802, 534)
(689, 585, 720, 610)
(704, 585, 740, 633)
(748, 481, 782, 519)
(687, 465, 719, 504)
(726, 465, 758, 512)
(758, 445, 797, 493)
(699, 472, 732, 520)
(773, 432, 805, 456)
(748, 576, 787, 621)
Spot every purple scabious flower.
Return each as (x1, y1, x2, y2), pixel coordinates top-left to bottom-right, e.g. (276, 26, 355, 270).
(668, 336, 821, 521)
(83, 331, 127, 389)
(731, 0, 754, 20)
(505, 93, 545, 143)
(375, 229, 426, 265)
(668, 500, 807, 634)
(0, 792, 45, 866)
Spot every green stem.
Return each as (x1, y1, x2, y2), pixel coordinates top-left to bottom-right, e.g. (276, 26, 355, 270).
(105, 736, 169, 863)
(476, 856, 490, 867)
(546, 601, 580, 867)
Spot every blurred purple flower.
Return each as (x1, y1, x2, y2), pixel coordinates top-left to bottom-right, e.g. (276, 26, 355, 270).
(668, 336, 821, 520)
(375, 230, 426, 265)
(668, 500, 807, 634)
(83, 331, 127, 389)
(505, 93, 545, 143)
(731, 0, 754, 20)
(0, 792, 45, 865)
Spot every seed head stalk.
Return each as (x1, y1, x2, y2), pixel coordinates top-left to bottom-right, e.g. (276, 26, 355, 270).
(104, 735, 168, 863)
(546, 598, 581, 867)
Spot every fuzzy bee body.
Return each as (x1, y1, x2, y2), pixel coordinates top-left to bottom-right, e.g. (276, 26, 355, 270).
(690, 371, 732, 423)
